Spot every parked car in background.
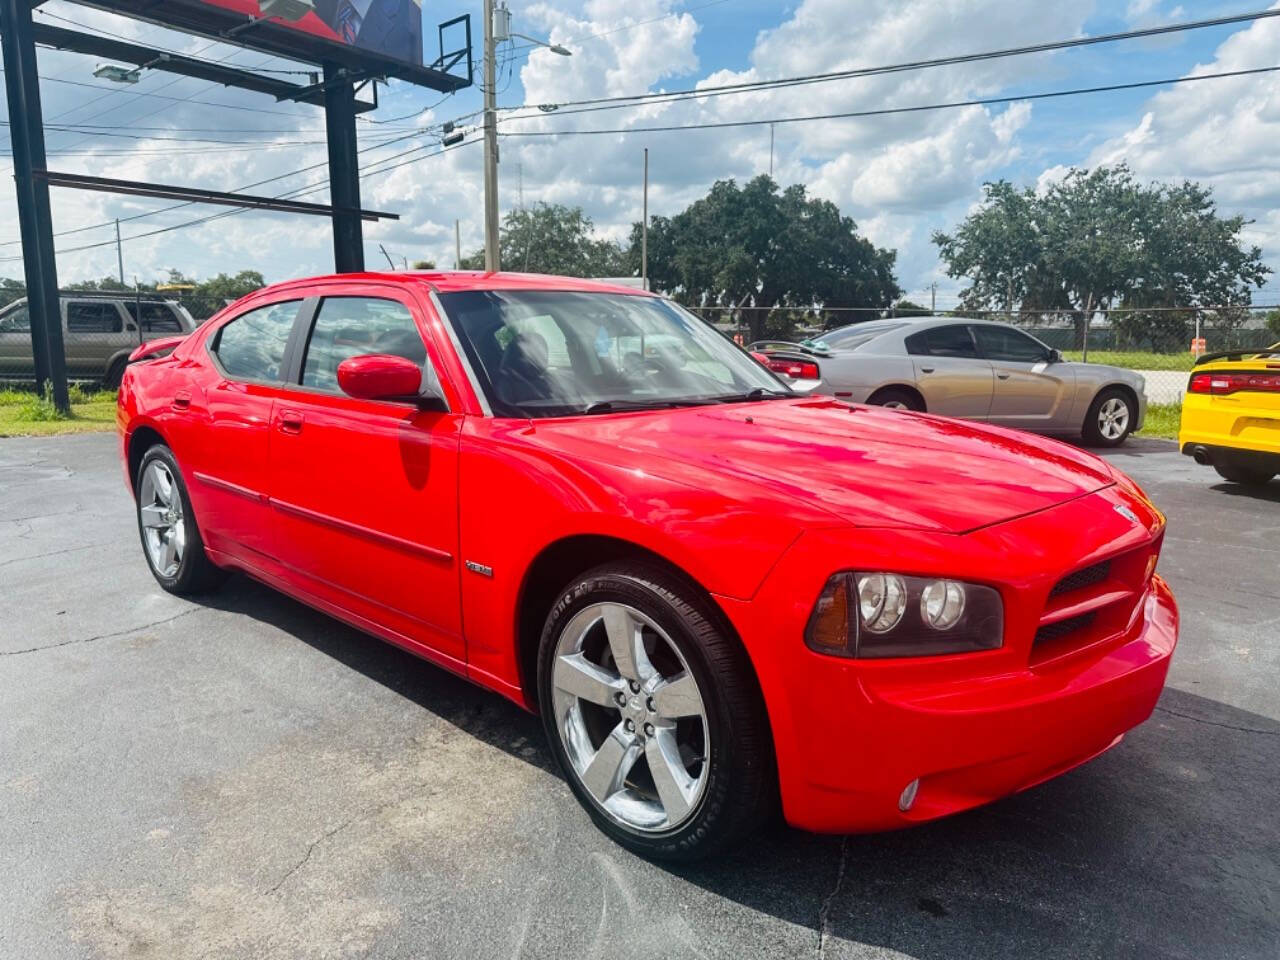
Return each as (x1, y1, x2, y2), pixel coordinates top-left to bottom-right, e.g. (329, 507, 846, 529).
(1179, 344, 1280, 486)
(0, 293, 198, 387)
(117, 271, 1177, 860)
(752, 318, 1147, 446)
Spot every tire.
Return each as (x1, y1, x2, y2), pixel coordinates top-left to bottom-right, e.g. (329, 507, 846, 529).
(104, 357, 128, 391)
(1213, 462, 1276, 486)
(135, 444, 226, 595)
(1082, 387, 1136, 447)
(537, 562, 775, 861)
(866, 386, 925, 411)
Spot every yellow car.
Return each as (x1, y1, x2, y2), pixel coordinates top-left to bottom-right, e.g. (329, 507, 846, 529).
(1179, 343, 1280, 486)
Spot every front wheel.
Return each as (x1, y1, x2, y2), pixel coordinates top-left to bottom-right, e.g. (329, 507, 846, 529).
(1213, 462, 1276, 486)
(136, 445, 226, 595)
(1083, 388, 1136, 447)
(538, 563, 774, 861)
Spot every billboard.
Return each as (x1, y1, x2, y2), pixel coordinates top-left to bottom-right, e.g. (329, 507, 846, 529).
(193, 1, 424, 68)
(65, 1, 469, 91)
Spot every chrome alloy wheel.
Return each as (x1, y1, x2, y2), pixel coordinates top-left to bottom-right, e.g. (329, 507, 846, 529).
(1098, 396, 1131, 440)
(881, 399, 909, 409)
(139, 460, 185, 578)
(551, 602, 710, 833)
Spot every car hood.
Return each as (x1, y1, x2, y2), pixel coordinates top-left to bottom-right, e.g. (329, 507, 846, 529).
(527, 397, 1115, 533)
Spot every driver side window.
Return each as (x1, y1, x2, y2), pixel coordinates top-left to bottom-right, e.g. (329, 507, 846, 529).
(0, 306, 29, 333)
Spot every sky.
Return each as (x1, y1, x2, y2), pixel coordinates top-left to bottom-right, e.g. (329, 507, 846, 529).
(2, 0, 1279, 308)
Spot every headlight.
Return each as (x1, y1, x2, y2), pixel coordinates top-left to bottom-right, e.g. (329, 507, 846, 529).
(805, 572, 1003, 659)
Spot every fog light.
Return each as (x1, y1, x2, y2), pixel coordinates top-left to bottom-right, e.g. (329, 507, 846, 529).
(899, 779, 919, 812)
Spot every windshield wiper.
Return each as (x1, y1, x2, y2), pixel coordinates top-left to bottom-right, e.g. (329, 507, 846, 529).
(581, 396, 730, 415)
(714, 387, 792, 403)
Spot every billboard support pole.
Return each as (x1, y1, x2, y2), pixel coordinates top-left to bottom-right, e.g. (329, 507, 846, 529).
(324, 63, 364, 274)
(1, 0, 68, 412)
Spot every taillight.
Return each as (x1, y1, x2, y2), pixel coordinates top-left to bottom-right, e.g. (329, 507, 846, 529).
(1189, 371, 1280, 395)
(765, 357, 820, 380)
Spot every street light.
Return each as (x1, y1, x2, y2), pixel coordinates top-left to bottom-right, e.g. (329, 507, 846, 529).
(483, 1, 572, 272)
(92, 53, 169, 85)
(511, 33, 572, 56)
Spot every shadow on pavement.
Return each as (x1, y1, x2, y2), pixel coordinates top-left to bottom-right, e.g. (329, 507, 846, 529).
(206, 574, 1280, 960)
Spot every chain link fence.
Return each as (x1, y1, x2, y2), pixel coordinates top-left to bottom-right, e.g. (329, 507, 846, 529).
(688, 303, 1280, 410)
(0, 287, 206, 386)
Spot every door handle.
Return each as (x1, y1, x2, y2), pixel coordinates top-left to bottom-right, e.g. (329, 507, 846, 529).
(278, 410, 304, 435)
(997, 373, 1011, 380)
(172, 391, 191, 411)
(920, 366, 935, 374)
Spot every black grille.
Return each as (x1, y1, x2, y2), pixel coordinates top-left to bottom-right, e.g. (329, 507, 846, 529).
(1035, 612, 1096, 645)
(1049, 560, 1111, 598)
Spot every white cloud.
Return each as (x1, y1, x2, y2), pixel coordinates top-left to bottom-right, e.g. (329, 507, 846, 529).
(1085, 4, 1280, 287)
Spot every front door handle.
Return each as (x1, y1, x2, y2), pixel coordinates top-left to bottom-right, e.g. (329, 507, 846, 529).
(997, 373, 1011, 380)
(920, 366, 935, 374)
(278, 410, 304, 435)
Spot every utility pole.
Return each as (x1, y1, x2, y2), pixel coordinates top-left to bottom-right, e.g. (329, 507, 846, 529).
(482, 0, 500, 272)
(769, 123, 774, 178)
(642, 147, 649, 290)
(115, 219, 125, 284)
(930, 281, 936, 315)
(455, 219, 462, 269)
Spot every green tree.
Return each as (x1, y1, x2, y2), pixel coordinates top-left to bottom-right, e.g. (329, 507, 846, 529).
(461, 203, 627, 277)
(1264, 309, 1280, 338)
(933, 165, 1271, 348)
(892, 299, 931, 317)
(630, 175, 899, 342)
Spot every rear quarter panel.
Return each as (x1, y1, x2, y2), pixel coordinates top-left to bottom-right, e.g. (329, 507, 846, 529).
(814, 353, 916, 400)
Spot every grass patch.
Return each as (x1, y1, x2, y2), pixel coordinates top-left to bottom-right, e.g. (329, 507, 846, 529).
(0, 385, 116, 437)
(1063, 350, 1195, 371)
(1138, 402, 1181, 440)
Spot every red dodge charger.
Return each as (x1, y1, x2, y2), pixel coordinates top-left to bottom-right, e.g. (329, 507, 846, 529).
(117, 271, 1179, 860)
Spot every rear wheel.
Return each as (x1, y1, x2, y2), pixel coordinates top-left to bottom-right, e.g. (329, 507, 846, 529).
(866, 386, 924, 411)
(538, 563, 774, 861)
(1083, 387, 1135, 447)
(136, 445, 226, 595)
(1213, 462, 1276, 486)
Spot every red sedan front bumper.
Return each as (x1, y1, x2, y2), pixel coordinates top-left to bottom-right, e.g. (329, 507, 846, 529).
(717, 485, 1179, 834)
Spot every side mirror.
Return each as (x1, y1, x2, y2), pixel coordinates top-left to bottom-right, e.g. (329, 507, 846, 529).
(1047, 348, 1062, 364)
(336, 353, 445, 410)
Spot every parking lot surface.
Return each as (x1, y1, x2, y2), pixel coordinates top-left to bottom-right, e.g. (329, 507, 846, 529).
(1, 433, 1277, 959)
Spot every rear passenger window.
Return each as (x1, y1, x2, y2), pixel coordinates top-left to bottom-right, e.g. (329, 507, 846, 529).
(124, 301, 184, 333)
(66, 301, 123, 333)
(301, 297, 426, 392)
(212, 301, 300, 382)
(906, 325, 977, 358)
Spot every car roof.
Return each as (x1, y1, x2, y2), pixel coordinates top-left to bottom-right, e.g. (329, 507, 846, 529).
(256, 270, 658, 299)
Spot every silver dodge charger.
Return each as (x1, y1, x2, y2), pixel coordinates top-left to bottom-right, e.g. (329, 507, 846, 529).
(753, 318, 1146, 446)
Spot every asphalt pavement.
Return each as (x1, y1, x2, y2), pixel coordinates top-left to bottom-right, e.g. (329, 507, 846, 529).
(1, 432, 1276, 959)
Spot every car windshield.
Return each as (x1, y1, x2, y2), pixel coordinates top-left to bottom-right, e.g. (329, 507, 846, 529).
(438, 290, 789, 417)
(806, 320, 905, 352)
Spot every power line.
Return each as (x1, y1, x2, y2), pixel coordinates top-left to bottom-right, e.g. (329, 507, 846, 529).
(0, 124, 449, 248)
(0, 138, 479, 263)
(498, 65, 1280, 138)
(499, 7, 1280, 118)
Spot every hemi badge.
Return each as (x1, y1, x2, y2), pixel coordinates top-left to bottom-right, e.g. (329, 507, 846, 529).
(465, 560, 494, 578)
